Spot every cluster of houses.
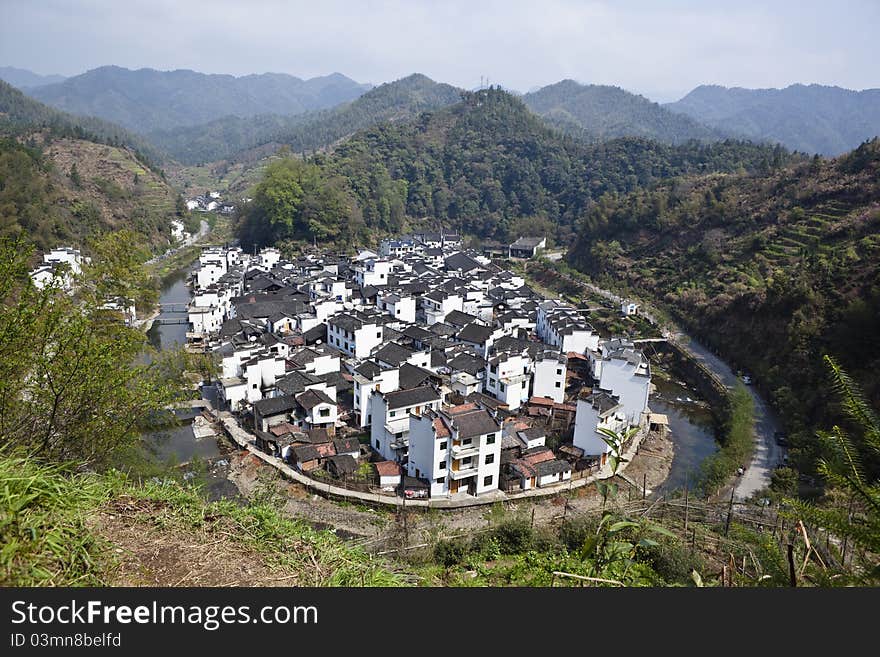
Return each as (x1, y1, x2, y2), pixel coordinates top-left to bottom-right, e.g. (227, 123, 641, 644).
(379, 232, 547, 261)
(189, 234, 654, 499)
(185, 191, 236, 215)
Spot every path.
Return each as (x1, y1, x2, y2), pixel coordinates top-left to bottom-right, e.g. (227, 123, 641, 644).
(552, 268, 782, 499)
(146, 219, 209, 266)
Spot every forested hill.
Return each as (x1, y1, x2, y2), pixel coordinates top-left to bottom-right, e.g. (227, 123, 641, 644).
(0, 66, 66, 89)
(0, 80, 164, 167)
(568, 139, 880, 468)
(0, 82, 185, 252)
(236, 87, 799, 248)
(148, 73, 464, 165)
(28, 66, 371, 134)
(523, 80, 721, 144)
(666, 84, 880, 156)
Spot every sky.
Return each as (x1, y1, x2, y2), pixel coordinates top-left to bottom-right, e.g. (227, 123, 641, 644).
(1, 0, 878, 102)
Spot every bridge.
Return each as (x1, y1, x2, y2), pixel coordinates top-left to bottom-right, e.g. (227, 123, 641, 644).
(155, 317, 190, 325)
(157, 303, 189, 312)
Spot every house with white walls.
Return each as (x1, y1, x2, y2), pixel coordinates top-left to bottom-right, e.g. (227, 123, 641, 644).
(370, 386, 442, 462)
(326, 312, 383, 358)
(407, 404, 502, 497)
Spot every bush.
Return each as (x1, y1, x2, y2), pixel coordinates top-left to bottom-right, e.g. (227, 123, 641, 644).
(434, 539, 468, 568)
(489, 518, 534, 553)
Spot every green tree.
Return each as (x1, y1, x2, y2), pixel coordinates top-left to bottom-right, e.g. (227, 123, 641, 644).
(0, 237, 182, 467)
(69, 162, 82, 188)
(784, 356, 880, 584)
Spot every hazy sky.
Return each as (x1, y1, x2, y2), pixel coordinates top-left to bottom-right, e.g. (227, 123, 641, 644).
(1, 0, 877, 101)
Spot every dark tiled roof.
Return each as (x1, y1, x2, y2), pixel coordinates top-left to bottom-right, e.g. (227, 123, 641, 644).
(296, 389, 335, 409)
(384, 386, 440, 410)
(450, 409, 500, 439)
(456, 322, 492, 344)
(398, 362, 434, 389)
(253, 395, 297, 417)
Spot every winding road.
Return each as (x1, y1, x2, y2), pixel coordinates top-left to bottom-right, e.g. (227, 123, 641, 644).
(546, 267, 783, 499)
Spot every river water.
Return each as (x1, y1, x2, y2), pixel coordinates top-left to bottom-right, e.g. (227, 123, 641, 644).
(139, 265, 236, 499)
(649, 374, 719, 493)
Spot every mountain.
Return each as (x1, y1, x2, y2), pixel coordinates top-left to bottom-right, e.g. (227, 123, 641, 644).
(0, 81, 184, 251)
(523, 80, 722, 144)
(568, 139, 880, 468)
(0, 66, 66, 89)
(28, 66, 372, 134)
(237, 87, 798, 248)
(666, 84, 880, 156)
(148, 73, 463, 165)
(0, 79, 164, 166)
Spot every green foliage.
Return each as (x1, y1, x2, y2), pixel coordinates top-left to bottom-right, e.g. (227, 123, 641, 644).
(0, 238, 182, 466)
(700, 385, 754, 493)
(0, 453, 121, 586)
(524, 79, 722, 145)
(784, 357, 880, 583)
(568, 141, 880, 485)
(236, 157, 363, 247)
(151, 73, 462, 165)
(237, 87, 791, 248)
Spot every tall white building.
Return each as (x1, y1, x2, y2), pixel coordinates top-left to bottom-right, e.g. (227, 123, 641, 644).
(407, 405, 502, 497)
(370, 386, 442, 462)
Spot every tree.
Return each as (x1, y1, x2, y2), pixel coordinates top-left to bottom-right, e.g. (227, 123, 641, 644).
(784, 356, 880, 584)
(69, 162, 82, 188)
(0, 237, 183, 467)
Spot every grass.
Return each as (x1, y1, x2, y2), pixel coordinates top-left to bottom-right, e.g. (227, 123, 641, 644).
(0, 451, 404, 587)
(699, 384, 756, 494)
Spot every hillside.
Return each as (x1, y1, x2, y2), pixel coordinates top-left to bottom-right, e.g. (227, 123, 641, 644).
(0, 136, 183, 253)
(237, 87, 798, 249)
(0, 66, 66, 89)
(568, 139, 880, 472)
(0, 79, 165, 165)
(666, 84, 880, 156)
(149, 73, 463, 165)
(28, 66, 371, 134)
(524, 80, 721, 144)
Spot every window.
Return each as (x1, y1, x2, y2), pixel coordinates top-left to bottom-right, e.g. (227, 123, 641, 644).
(375, 440, 380, 448)
(395, 431, 404, 439)
(490, 364, 497, 373)
(436, 477, 444, 484)
(485, 454, 495, 465)
(499, 383, 506, 392)
(555, 381, 561, 388)
(487, 434, 496, 445)
(483, 475, 493, 486)
(439, 441, 447, 450)
(464, 438, 472, 446)
(557, 368, 563, 375)
(377, 331, 382, 338)
(390, 410, 396, 417)
(438, 461, 446, 470)
(319, 408, 330, 417)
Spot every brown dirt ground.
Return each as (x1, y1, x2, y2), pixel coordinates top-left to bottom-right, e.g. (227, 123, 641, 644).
(90, 496, 301, 586)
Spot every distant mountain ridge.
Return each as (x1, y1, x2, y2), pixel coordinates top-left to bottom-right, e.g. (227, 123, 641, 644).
(666, 83, 880, 155)
(523, 79, 722, 144)
(0, 66, 67, 89)
(147, 73, 463, 164)
(28, 66, 372, 133)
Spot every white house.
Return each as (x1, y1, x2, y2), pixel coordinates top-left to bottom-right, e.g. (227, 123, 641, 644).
(370, 386, 442, 462)
(536, 301, 600, 354)
(407, 405, 501, 497)
(326, 313, 383, 359)
(531, 352, 567, 403)
(353, 258, 393, 288)
(572, 390, 629, 460)
(352, 360, 400, 428)
(621, 300, 640, 316)
(376, 290, 416, 324)
(591, 341, 651, 427)
(484, 351, 531, 411)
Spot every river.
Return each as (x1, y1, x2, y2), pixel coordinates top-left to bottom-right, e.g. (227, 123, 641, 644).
(139, 264, 237, 500)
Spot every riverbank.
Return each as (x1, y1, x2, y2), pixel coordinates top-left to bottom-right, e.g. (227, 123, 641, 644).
(521, 258, 780, 499)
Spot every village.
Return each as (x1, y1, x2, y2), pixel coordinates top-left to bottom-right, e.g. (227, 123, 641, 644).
(182, 232, 666, 504)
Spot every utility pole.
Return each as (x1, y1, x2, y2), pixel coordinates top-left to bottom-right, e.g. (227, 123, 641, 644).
(724, 487, 736, 537)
